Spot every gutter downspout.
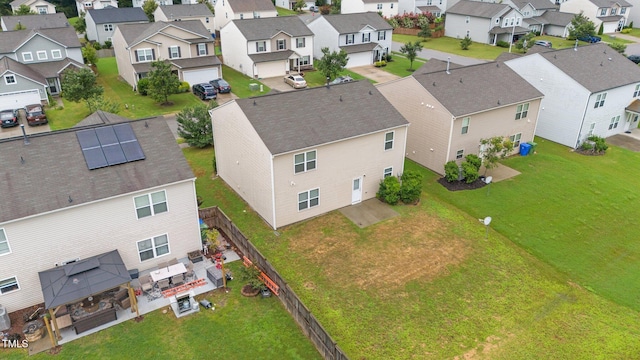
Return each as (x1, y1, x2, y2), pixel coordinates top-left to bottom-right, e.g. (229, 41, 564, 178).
(575, 94, 592, 148)
(270, 154, 277, 230)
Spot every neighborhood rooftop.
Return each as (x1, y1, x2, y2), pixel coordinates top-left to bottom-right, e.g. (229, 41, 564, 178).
(511, 0, 558, 10)
(0, 27, 80, 53)
(446, 0, 511, 18)
(229, 16, 313, 41)
(117, 20, 212, 46)
(227, 0, 275, 13)
(0, 118, 194, 224)
(1, 13, 69, 30)
(412, 61, 544, 117)
(234, 80, 408, 155)
(313, 12, 392, 33)
(587, 0, 631, 7)
(157, 4, 212, 17)
(87, 7, 148, 24)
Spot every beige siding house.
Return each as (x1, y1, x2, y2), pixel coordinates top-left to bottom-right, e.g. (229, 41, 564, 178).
(214, 0, 277, 31)
(378, 60, 543, 174)
(154, 4, 214, 34)
(211, 81, 409, 229)
(0, 114, 200, 312)
(10, 0, 56, 14)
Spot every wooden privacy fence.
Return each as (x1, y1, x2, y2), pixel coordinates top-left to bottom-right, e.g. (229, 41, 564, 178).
(199, 206, 349, 360)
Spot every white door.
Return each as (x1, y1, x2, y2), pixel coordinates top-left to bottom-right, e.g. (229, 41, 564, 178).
(0, 89, 42, 108)
(352, 176, 363, 204)
(182, 67, 219, 87)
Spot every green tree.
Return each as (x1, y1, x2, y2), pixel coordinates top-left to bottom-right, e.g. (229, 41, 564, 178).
(479, 136, 514, 175)
(14, 4, 35, 14)
(316, 47, 348, 82)
(86, 95, 120, 113)
(597, 22, 604, 35)
(417, 24, 431, 42)
(608, 42, 626, 53)
(82, 45, 98, 65)
(399, 41, 423, 70)
(74, 12, 87, 33)
(197, 0, 215, 14)
(568, 13, 596, 39)
(515, 32, 535, 52)
(61, 68, 104, 112)
(13, 22, 26, 30)
(142, 0, 157, 22)
(177, 103, 218, 148)
(292, 0, 306, 12)
(147, 60, 180, 105)
(460, 35, 472, 50)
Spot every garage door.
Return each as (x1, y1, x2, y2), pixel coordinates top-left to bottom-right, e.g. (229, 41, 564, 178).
(257, 61, 286, 79)
(0, 89, 42, 109)
(347, 52, 373, 68)
(182, 67, 219, 87)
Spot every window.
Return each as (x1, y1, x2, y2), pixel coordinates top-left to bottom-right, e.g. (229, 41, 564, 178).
(137, 234, 170, 262)
(456, 149, 464, 159)
(4, 75, 16, 85)
(510, 17, 514, 26)
(51, 49, 62, 59)
(205, 17, 210, 23)
(104, 24, 113, 32)
(503, 18, 509, 27)
(465, 16, 470, 23)
(298, 188, 319, 211)
(296, 38, 305, 48)
(384, 131, 394, 150)
(588, 122, 596, 136)
(609, 115, 620, 130)
(378, 31, 386, 40)
(37, 6, 47, 14)
(136, 48, 154, 62)
(510, 133, 522, 147)
(22, 52, 33, 62)
(461, 117, 470, 134)
(134, 190, 167, 219)
(600, 8, 607, 16)
(197, 43, 207, 56)
(84, 2, 92, 7)
(634, 84, 640, 97)
(294, 150, 316, 173)
(0, 277, 19, 295)
(495, 18, 500, 24)
(383, 167, 393, 178)
(276, 39, 286, 50)
(346, 34, 354, 44)
(515, 103, 529, 119)
(390, 3, 393, 8)
(621, 7, 627, 14)
(300, 55, 310, 65)
(240, 13, 243, 19)
(256, 41, 266, 52)
(610, 8, 617, 15)
(169, 46, 180, 59)
(362, 32, 370, 42)
(253, 11, 260, 18)
(37, 51, 48, 60)
(0, 229, 10, 256)
(377, 3, 382, 9)
(427, 0, 432, 5)
(516, 17, 521, 26)
(594, 92, 607, 108)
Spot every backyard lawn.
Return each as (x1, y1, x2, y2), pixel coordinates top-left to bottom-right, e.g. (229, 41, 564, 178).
(393, 34, 507, 60)
(276, 7, 298, 16)
(385, 52, 427, 76)
(220, 65, 271, 98)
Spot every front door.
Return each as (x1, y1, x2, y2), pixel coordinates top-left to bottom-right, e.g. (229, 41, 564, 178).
(47, 78, 59, 94)
(352, 177, 363, 204)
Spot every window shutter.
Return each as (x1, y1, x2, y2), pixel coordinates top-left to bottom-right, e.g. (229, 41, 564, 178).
(151, 49, 155, 60)
(256, 42, 258, 52)
(205, 44, 208, 55)
(168, 48, 171, 58)
(136, 50, 140, 62)
(178, 46, 181, 57)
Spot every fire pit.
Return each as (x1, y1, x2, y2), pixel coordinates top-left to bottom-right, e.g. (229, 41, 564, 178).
(22, 320, 44, 342)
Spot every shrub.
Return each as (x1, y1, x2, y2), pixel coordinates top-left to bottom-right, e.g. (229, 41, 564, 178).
(402, 16, 415, 28)
(621, 28, 632, 34)
(400, 171, 424, 204)
(374, 60, 387, 67)
(588, 135, 608, 153)
(434, 25, 444, 32)
(630, 21, 634, 28)
(178, 81, 190, 93)
(137, 78, 150, 95)
(608, 42, 626, 54)
(92, 41, 102, 50)
(444, 161, 459, 182)
(104, 40, 112, 49)
(460, 36, 472, 50)
(384, 53, 393, 62)
(580, 141, 594, 151)
(496, 40, 510, 48)
(464, 154, 482, 171)
(462, 161, 479, 183)
(377, 176, 401, 205)
(387, 17, 400, 29)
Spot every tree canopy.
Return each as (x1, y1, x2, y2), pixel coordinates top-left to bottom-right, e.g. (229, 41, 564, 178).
(399, 41, 423, 70)
(177, 102, 218, 148)
(74, 12, 86, 33)
(82, 45, 98, 65)
(147, 60, 180, 104)
(316, 47, 349, 82)
(61, 68, 104, 112)
(14, 4, 35, 14)
(142, 0, 157, 21)
(568, 13, 596, 39)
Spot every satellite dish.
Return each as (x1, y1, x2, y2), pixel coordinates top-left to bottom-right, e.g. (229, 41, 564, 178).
(485, 176, 493, 184)
(483, 217, 492, 226)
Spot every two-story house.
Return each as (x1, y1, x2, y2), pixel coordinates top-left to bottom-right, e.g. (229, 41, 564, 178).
(378, 60, 543, 174)
(560, 0, 631, 32)
(0, 27, 85, 106)
(210, 80, 409, 229)
(76, 0, 118, 15)
(505, 43, 640, 148)
(154, 4, 214, 34)
(0, 116, 201, 314)
(214, 0, 277, 32)
(341, 0, 399, 18)
(307, 12, 392, 68)
(10, 0, 56, 14)
(445, 0, 528, 45)
(220, 16, 314, 78)
(86, 7, 148, 44)
(113, 20, 222, 88)
(1, 13, 69, 31)
(133, 0, 173, 7)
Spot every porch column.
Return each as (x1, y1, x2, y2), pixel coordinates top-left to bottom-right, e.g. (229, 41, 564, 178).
(128, 282, 140, 317)
(48, 308, 61, 343)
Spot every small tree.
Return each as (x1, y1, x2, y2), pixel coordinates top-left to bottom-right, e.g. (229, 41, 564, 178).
(13, 22, 26, 30)
(399, 41, 423, 71)
(177, 103, 218, 148)
(316, 47, 349, 82)
(608, 42, 626, 54)
(86, 95, 120, 113)
(444, 161, 459, 182)
(377, 176, 401, 205)
(479, 136, 514, 174)
(74, 12, 87, 34)
(142, 0, 158, 22)
(197, 0, 215, 15)
(597, 22, 604, 35)
(61, 68, 104, 112)
(460, 36, 472, 50)
(14, 4, 35, 15)
(82, 45, 98, 66)
(238, 263, 267, 291)
(400, 171, 424, 204)
(147, 60, 180, 105)
(568, 12, 596, 39)
(515, 32, 535, 53)
(292, 0, 306, 12)
(417, 24, 432, 42)
(464, 154, 482, 171)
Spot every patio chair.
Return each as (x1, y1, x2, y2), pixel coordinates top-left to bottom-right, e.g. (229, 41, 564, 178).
(171, 274, 184, 287)
(157, 261, 168, 269)
(139, 275, 154, 293)
(157, 279, 170, 291)
(168, 258, 178, 266)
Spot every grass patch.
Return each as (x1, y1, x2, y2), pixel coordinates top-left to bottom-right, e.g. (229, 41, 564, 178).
(46, 97, 91, 130)
(276, 6, 298, 16)
(303, 65, 370, 87)
(384, 52, 427, 76)
(623, 27, 640, 38)
(221, 65, 271, 98)
(601, 34, 633, 44)
(68, 17, 79, 27)
(531, 35, 579, 49)
(393, 34, 506, 60)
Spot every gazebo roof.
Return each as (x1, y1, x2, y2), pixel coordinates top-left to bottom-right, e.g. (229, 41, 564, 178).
(38, 250, 131, 309)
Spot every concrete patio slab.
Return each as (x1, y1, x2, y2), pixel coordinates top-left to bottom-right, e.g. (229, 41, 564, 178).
(339, 198, 399, 228)
(481, 163, 521, 182)
(349, 65, 400, 83)
(607, 128, 640, 151)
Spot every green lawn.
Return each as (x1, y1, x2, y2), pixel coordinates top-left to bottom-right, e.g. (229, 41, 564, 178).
(601, 34, 633, 44)
(276, 6, 298, 16)
(623, 28, 640, 38)
(384, 52, 427, 76)
(68, 17, 79, 27)
(303, 65, 370, 87)
(220, 65, 271, 98)
(393, 34, 507, 60)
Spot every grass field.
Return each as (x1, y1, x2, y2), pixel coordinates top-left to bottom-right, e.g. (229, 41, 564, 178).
(220, 65, 271, 98)
(276, 6, 298, 16)
(393, 34, 507, 60)
(385, 52, 427, 76)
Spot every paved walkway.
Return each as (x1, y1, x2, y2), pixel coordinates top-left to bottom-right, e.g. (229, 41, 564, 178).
(391, 41, 488, 66)
(350, 65, 401, 83)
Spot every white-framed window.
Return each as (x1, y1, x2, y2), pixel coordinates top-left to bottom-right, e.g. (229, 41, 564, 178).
(600, 8, 607, 16)
(609, 115, 620, 130)
(134, 190, 168, 219)
(495, 18, 500, 24)
(510, 17, 514, 26)
(427, 0, 432, 4)
(510, 133, 522, 147)
(456, 149, 464, 159)
(205, 17, 210, 23)
(22, 52, 33, 62)
(466, 30, 470, 37)
(378, 31, 386, 40)
(4, 75, 16, 85)
(516, 17, 521, 26)
(634, 84, 640, 97)
(461, 117, 470, 134)
(37, 50, 48, 60)
(588, 122, 596, 136)
(594, 92, 607, 108)
(0, 277, 19, 295)
(346, 34, 354, 44)
(296, 37, 305, 48)
(298, 188, 319, 211)
(377, 3, 382, 9)
(253, 11, 260, 18)
(294, 150, 316, 173)
(37, 6, 47, 14)
(84, 2, 92, 7)
(465, 16, 470, 23)
(136, 48, 154, 62)
(515, 103, 529, 119)
(276, 39, 286, 50)
(621, 7, 627, 14)
(197, 43, 207, 55)
(51, 49, 62, 59)
(383, 167, 393, 178)
(503, 18, 509, 27)
(256, 41, 266, 52)
(362, 32, 370, 42)
(300, 55, 310, 65)
(104, 24, 113, 32)
(610, 8, 617, 15)
(0, 229, 10, 256)
(137, 234, 170, 262)
(240, 13, 243, 19)
(390, 3, 393, 8)
(169, 46, 180, 59)
(384, 131, 394, 150)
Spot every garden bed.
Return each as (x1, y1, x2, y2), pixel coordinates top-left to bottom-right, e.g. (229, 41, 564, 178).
(438, 177, 487, 191)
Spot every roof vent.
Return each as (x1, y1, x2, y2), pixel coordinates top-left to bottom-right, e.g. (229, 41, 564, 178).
(497, 100, 501, 105)
(144, 121, 149, 128)
(432, 82, 436, 87)
(459, 78, 463, 84)
(446, 57, 451, 74)
(496, 62, 499, 67)
(600, 61, 603, 66)
(554, 54, 557, 59)
(20, 156, 25, 164)
(369, 90, 372, 95)
(68, 195, 73, 203)
(339, 95, 343, 102)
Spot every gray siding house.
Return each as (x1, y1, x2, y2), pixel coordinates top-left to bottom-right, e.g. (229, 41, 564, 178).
(86, 7, 149, 44)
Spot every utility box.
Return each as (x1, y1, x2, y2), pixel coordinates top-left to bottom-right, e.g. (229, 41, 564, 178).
(206, 267, 224, 288)
(249, 83, 259, 92)
(0, 304, 10, 331)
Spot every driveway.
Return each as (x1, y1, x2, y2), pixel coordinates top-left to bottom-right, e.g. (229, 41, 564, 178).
(0, 108, 51, 140)
(392, 41, 488, 66)
(350, 65, 400, 83)
(260, 76, 297, 93)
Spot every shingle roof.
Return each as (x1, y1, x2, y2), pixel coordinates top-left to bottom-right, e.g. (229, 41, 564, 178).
(598, 15, 623, 21)
(414, 59, 464, 75)
(511, 0, 558, 10)
(171, 55, 221, 68)
(0, 27, 80, 53)
(589, 0, 631, 7)
(362, 0, 395, 3)
(74, 110, 132, 127)
(340, 42, 380, 53)
(229, 81, 409, 155)
(248, 50, 294, 63)
(87, 7, 148, 24)
(10, 0, 31, 6)
(26, 57, 86, 78)
(417, 5, 442, 13)
(532, 10, 574, 26)
(412, 61, 543, 117)
(313, 12, 392, 33)
(446, 0, 510, 18)
(117, 20, 212, 47)
(0, 56, 46, 84)
(227, 0, 276, 13)
(1, 13, 69, 30)
(230, 16, 313, 41)
(157, 4, 212, 18)
(536, 43, 640, 93)
(0, 117, 195, 223)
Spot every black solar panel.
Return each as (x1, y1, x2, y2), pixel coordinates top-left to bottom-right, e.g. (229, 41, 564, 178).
(76, 123, 146, 170)
(102, 143, 127, 165)
(95, 126, 119, 146)
(77, 129, 101, 149)
(113, 123, 136, 142)
(83, 147, 109, 170)
(121, 141, 145, 161)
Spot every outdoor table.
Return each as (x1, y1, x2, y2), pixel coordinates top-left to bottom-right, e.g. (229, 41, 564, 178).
(150, 263, 187, 282)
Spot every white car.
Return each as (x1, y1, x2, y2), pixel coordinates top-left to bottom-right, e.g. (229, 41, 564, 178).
(284, 74, 307, 89)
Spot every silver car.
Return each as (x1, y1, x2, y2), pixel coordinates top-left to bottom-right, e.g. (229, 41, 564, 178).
(284, 74, 307, 89)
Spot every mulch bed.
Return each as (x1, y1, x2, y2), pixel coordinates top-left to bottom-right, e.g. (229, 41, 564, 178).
(574, 148, 606, 156)
(438, 177, 487, 191)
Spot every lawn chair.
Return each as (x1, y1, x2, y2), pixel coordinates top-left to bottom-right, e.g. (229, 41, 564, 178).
(157, 279, 170, 291)
(168, 258, 178, 266)
(139, 275, 154, 293)
(157, 261, 168, 269)
(171, 274, 185, 287)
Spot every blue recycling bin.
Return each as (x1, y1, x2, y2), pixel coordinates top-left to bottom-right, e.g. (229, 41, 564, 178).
(520, 143, 531, 156)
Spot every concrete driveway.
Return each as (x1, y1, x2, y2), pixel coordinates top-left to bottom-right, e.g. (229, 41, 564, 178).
(0, 108, 51, 140)
(260, 76, 297, 93)
(350, 65, 401, 83)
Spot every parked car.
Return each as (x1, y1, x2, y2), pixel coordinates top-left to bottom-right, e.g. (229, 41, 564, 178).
(192, 83, 217, 100)
(534, 40, 552, 48)
(628, 55, 640, 64)
(0, 109, 18, 128)
(284, 74, 307, 89)
(309, 5, 319, 12)
(24, 104, 48, 126)
(209, 78, 231, 94)
(330, 76, 354, 85)
(577, 35, 601, 43)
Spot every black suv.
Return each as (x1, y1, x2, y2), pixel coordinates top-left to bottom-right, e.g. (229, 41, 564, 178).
(192, 83, 217, 100)
(0, 109, 18, 128)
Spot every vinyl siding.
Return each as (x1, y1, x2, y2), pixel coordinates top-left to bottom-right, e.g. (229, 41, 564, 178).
(112, 28, 137, 87)
(444, 13, 492, 44)
(307, 17, 340, 58)
(220, 22, 255, 76)
(17, 36, 72, 64)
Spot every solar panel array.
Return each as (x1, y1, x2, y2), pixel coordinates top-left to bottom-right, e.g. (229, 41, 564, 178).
(76, 123, 146, 170)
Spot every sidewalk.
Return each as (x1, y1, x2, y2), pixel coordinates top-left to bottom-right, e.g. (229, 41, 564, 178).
(392, 41, 488, 66)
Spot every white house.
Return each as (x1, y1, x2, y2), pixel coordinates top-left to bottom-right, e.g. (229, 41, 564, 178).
(445, 0, 527, 45)
(214, 0, 277, 31)
(560, 0, 631, 32)
(341, 0, 399, 18)
(76, 0, 118, 15)
(154, 4, 214, 34)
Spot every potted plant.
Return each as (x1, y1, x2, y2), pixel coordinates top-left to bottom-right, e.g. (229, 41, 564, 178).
(238, 263, 266, 297)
